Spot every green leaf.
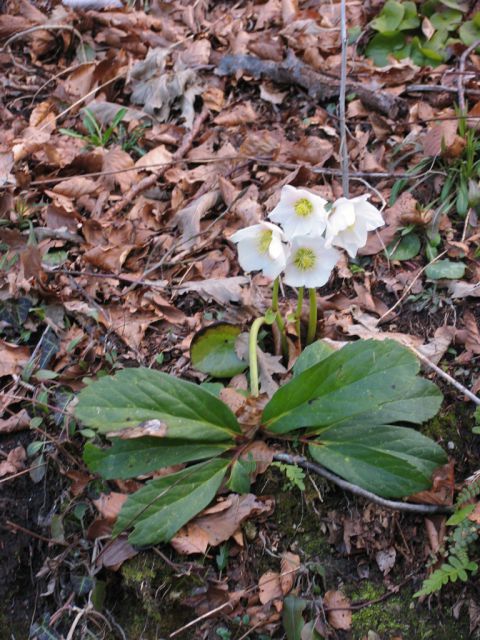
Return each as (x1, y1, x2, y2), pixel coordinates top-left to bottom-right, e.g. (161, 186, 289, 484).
(371, 0, 405, 32)
(283, 596, 308, 640)
(439, 0, 467, 10)
(410, 36, 445, 65)
(366, 32, 406, 66)
(293, 340, 335, 377)
(227, 457, 255, 493)
(425, 259, 466, 280)
(262, 340, 442, 435)
(387, 233, 421, 260)
(113, 458, 229, 545)
(459, 20, 480, 46)
(34, 368, 59, 381)
(75, 368, 241, 440)
(398, 1, 420, 30)
(430, 9, 463, 30)
(446, 504, 476, 525)
(84, 438, 232, 479)
(190, 323, 247, 378)
(309, 423, 447, 498)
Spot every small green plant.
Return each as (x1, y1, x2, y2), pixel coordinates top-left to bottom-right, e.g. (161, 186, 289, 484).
(415, 476, 480, 597)
(59, 107, 127, 148)
(272, 462, 306, 491)
(366, 1, 480, 68)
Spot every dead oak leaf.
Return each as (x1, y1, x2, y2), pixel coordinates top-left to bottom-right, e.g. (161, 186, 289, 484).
(0, 446, 27, 478)
(102, 146, 138, 193)
(52, 176, 99, 199)
(280, 551, 301, 595)
(323, 590, 352, 630)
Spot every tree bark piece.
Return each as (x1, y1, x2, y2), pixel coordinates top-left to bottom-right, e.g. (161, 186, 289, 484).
(217, 51, 409, 120)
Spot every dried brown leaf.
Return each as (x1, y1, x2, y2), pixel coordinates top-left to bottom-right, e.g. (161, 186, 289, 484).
(323, 590, 352, 630)
(214, 102, 258, 126)
(102, 146, 137, 193)
(258, 571, 282, 604)
(280, 551, 300, 594)
(53, 176, 99, 199)
(0, 409, 30, 434)
(0, 446, 27, 478)
(174, 276, 249, 305)
(0, 341, 30, 377)
(93, 492, 127, 524)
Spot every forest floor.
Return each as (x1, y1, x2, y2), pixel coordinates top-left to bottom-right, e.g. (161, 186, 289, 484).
(1, 0, 480, 638)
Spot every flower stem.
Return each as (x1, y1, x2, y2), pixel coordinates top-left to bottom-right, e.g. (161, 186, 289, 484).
(249, 316, 266, 397)
(307, 288, 318, 345)
(272, 277, 288, 358)
(295, 286, 304, 345)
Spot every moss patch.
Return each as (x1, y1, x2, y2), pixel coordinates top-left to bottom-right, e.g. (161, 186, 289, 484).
(349, 581, 470, 640)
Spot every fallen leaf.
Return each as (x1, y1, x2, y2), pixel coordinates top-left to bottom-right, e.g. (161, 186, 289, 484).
(0, 341, 30, 377)
(375, 547, 396, 575)
(449, 281, 480, 299)
(135, 144, 172, 172)
(93, 492, 127, 524)
(280, 552, 301, 595)
(0, 446, 27, 478)
(98, 535, 138, 570)
(102, 146, 137, 193)
(236, 333, 286, 397)
(52, 176, 99, 198)
(214, 102, 258, 126)
(323, 590, 352, 630)
(259, 570, 283, 604)
(171, 493, 274, 554)
(0, 409, 30, 433)
(174, 190, 220, 246)
(174, 276, 249, 305)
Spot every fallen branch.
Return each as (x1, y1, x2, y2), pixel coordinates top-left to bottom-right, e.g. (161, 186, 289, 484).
(216, 51, 409, 119)
(457, 39, 480, 113)
(273, 453, 453, 515)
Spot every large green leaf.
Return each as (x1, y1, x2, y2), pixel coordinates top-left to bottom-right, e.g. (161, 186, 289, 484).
(113, 458, 229, 545)
(371, 0, 405, 32)
(190, 323, 247, 378)
(262, 340, 442, 435)
(293, 340, 334, 377)
(84, 438, 232, 479)
(309, 424, 447, 498)
(75, 368, 241, 441)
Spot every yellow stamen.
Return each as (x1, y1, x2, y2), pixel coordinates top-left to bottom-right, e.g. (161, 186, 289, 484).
(294, 247, 316, 271)
(294, 198, 313, 218)
(257, 229, 273, 254)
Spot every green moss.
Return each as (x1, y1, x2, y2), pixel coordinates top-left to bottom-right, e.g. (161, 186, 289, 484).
(349, 580, 470, 639)
(107, 551, 202, 638)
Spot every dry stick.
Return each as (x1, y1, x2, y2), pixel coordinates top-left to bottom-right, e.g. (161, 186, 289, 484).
(273, 453, 452, 515)
(339, 0, 349, 197)
(5, 519, 70, 546)
(377, 249, 448, 323)
(0, 463, 46, 485)
(169, 567, 301, 638)
(410, 346, 480, 406)
(457, 39, 480, 113)
(106, 105, 209, 218)
(1, 25, 86, 60)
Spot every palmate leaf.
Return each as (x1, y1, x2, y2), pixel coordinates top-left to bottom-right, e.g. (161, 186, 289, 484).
(112, 458, 229, 546)
(75, 368, 241, 442)
(263, 340, 446, 498)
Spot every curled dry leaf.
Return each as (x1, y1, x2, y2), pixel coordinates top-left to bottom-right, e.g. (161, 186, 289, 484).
(323, 590, 352, 630)
(0, 446, 27, 478)
(174, 276, 249, 305)
(135, 144, 172, 172)
(0, 409, 30, 434)
(214, 102, 258, 126)
(52, 176, 99, 199)
(102, 146, 138, 193)
(280, 551, 301, 595)
(375, 547, 396, 575)
(174, 190, 220, 246)
(171, 493, 274, 555)
(97, 535, 138, 571)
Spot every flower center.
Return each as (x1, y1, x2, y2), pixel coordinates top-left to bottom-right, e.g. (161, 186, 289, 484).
(294, 198, 313, 218)
(293, 247, 316, 271)
(257, 229, 273, 254)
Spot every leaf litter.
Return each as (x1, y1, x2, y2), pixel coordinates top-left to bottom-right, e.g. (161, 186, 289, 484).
(1, 0, 480, 636)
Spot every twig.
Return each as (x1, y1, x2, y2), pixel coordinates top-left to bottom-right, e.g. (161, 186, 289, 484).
(407, 84, 480, 97)
(410, 346, 480, 406)
(1, 25, 86, 61)
(273, 453, 453, 514)
(105, 106, 209, 218)
(0, 463, 46, 484)
(5, 519, 69, 545)
(378, 249, 448, 322)
(339, 0, 349, 197)
(457, 39, 480, 113)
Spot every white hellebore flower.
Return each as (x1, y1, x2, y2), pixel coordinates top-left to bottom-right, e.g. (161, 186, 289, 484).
(284, 235, 340, 288)
(325, 195, 384, 258)
(269, 185, 328, 237)
(230, 221, 287, 280)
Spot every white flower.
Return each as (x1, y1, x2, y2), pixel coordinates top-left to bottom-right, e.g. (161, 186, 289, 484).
(284, 235, 340, 288)
(268, 185, 328, 237)
(325, 195, 384, 258)
(230, 221, 287, 280)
